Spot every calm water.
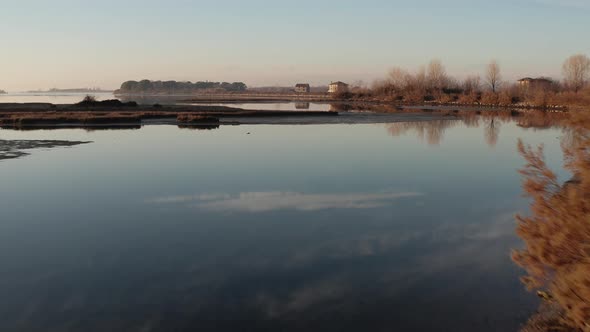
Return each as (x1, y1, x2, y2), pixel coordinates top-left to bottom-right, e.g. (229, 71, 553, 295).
(0, 119, 568, 331)
(0, 93, 332, 111)
(0, 92, 116, 104)
(181, 102, 333, 111)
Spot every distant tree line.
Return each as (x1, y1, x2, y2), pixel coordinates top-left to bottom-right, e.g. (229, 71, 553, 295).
(117, 80, 247, 94)
(357, 54, 590, 108)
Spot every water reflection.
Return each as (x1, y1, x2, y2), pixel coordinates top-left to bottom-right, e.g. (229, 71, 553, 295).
(484, 118, 501, 147)
(386, 119, 461, 145)
(149, 191, 423, 212)
(385, 113, 566, 147)
(329, 103, 353, 112)
(0, 119, 569, 332)
(177, 124, 220, 130)
(294, 102, 310, 110)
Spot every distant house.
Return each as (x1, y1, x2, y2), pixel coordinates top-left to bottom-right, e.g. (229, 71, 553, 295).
(328, 81, 349, 94)
(295, 83, 311, 93)
(517, 77, 553, 90)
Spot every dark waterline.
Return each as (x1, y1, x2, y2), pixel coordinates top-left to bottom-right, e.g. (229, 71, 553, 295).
(0, 120, 568, 331)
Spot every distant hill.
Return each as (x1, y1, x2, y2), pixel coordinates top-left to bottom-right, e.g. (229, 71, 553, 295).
(0, 90, 6, 94)
(115, 80, 247, 95)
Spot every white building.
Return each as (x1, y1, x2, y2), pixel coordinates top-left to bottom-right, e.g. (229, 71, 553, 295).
(328, 81, 349, 94)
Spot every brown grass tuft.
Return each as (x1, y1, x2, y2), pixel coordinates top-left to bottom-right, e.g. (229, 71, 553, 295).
(513, 112, 590, 330)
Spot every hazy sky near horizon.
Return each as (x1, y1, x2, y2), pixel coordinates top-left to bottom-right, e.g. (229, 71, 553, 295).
(1, 0, 589, 91)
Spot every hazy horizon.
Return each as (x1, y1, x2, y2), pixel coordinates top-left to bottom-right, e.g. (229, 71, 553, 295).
(2, 0, 589, 91)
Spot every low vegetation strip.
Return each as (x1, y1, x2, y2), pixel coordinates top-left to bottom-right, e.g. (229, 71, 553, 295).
(75, 96, 138, 108)
(0, 107, 339, 128)
(177, 114, 220, 124)
(0, 112, 144, 126)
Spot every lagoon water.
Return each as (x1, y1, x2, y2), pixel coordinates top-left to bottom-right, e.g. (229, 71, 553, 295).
(181, 102, 333, 111)
(0, 92, 332, 111)
(0, 92, 116, 104)
(0, 119, 568, 331)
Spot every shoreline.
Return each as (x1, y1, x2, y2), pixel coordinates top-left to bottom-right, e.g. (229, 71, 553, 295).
(114, 92, 573, 111)
(0, 102, 464, 129)
(0, 101, 570, 130)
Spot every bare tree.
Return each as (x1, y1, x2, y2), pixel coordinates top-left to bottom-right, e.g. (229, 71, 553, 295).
(462, 75, 481, 94)
(388, 67, 411, 91)
(413, 66, 427, 92)
(427, 59, 448, 91)
(562, 54, 590, 93)
(485, 60, 502, 93)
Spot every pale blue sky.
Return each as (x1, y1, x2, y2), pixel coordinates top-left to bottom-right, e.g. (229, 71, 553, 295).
(1, 0, 589, 91)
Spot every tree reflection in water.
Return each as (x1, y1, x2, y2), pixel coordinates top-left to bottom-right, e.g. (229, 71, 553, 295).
(385, 111, 569, 148)
(385, 114, 508, 147)
(386, 119, 461, 145)
(513, 112, 590, 331)
(484, 118, 501, 147)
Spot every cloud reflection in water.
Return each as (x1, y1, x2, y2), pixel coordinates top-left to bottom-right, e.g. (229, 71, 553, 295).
(148, 191, 423, 212)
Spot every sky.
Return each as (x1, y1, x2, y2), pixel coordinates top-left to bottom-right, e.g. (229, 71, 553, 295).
(1, 0, 589, 91)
